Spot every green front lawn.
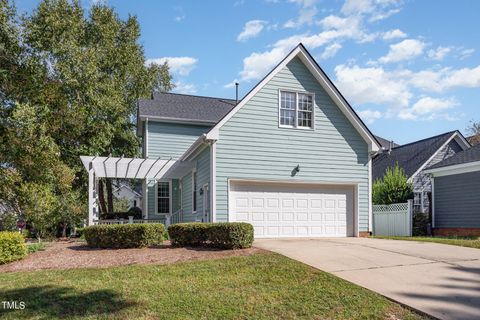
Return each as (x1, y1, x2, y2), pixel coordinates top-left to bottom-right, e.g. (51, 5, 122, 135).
(375, 236, 480, 249)
(0, 252, 423, 320)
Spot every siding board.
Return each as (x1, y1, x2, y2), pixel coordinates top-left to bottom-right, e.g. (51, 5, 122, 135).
(434, 171, 480, 228)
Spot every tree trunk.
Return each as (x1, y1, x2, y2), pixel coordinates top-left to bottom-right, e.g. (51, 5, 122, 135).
(106, 179, 114, 213)
(62, 223, 67, 238)
(98, 179, 108, 215)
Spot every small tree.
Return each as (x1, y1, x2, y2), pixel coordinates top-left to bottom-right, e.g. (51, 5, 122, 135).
(373, 164, 413, 205)
(467, 120, 480, 146)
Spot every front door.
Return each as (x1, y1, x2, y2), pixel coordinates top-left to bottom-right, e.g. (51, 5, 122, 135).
(203, 184, 210, 222)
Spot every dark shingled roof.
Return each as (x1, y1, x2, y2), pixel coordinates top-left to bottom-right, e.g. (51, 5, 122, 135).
(427, 143, 480, 170)
(373, 131, 457, 181)
(374, 135, 400, 150)
(138, 92, 236, 123)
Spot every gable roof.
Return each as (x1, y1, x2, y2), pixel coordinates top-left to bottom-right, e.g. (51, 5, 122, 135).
(372, 131, 468, 181)
(205, 43, 381, 152)
(374, 135, 400, 150)
(427, 143, 480, 170)
(138, 92, 236, 124)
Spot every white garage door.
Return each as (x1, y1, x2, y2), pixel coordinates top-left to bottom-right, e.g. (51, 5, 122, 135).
(229, 181, 355, 238)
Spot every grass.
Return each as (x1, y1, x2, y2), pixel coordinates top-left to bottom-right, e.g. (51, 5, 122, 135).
(26, 242, 48, 254)
(0, 252, 424, 320)
(375, 236, 480, 249)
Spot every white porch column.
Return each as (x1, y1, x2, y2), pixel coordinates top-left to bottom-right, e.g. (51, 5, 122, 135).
(88, 163, 99, 226)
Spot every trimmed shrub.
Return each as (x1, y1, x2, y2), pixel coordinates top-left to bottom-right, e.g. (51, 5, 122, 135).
(168, 222, 254, 249)
(0, 231, 27, 265)
(205, 223, 254, 249)
(168, 223, 208, 246)
(413, 212, 430, 236)
(84, 223, 164, 248)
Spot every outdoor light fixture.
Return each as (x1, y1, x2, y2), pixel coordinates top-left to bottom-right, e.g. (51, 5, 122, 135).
(291, 164, 300, 177)
(199, 187, 204, 195)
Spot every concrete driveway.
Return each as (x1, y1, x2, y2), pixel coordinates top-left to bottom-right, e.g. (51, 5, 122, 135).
(254, 237, 480, 320)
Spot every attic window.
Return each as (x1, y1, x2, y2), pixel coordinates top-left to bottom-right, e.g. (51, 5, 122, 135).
(279, 90, 314, 129)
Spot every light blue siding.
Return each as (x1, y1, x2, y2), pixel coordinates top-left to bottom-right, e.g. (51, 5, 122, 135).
(146, 121, 210, 159)
(215, 57, 370, 231)
(144, 121, 210, 219)
(179, 146, 211, 222)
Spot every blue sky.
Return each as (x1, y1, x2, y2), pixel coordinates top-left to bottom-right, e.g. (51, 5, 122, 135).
(17, 0, 480, 144)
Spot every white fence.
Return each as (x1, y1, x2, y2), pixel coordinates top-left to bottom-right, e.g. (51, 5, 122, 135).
(373, 200, 413, 236)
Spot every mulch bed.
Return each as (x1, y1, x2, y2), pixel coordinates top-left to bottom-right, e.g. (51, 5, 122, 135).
(0, 240, 263, 273)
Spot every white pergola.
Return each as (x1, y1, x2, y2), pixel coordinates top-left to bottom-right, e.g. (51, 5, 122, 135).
(80, 156, 193, 225)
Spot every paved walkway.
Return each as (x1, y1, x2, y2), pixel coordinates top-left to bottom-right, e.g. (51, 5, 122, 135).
(254, 237, 480, 320)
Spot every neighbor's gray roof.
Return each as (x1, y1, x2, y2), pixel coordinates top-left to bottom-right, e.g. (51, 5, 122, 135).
(374, 135, 400, 150)
(138, 92, 236, 123)
(427, 143, 480, 170)
(373, 131, 458, 181)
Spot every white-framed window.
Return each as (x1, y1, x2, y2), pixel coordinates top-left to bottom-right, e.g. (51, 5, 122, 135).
(157, 181, 171, 214)
(279, 90, 314, 129)
(192, 170, 197, 213)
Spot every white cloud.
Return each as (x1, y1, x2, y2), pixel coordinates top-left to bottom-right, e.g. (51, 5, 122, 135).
(334, 62, 479, 121)
(358, 109, 383, 123)
(382, 29, 407, 40)
(284, 0, 318, 28)
(410, 65, 480, 92)
(173, 81, 197, 94)
(369, 8, 401, 22)
(459, 48, 475, 60)
(146, 57, 198, 76)
(341, 0, 402, 21)
(398, 97, 458, 120)
(334, 64, 411, 107)
(341, 0, 375, 15)
(173, 6, 185, 22)
(237, 20, 267, 42)
(238, 12, 377, 81)
(378, 39, 425, 63)
(224, 79, 240, 89)
(427, 46, 452, 61)
(237, 0, 407, 82)
(320, 42, 342, 59)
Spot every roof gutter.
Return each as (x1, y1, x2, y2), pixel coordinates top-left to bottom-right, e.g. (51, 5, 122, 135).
(180, 134, 217, 161)
(423, 160, 480, 176)
(138, 115, 218, 126)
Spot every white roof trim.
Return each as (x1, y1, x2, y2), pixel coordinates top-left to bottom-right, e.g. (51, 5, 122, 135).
(206, 44, 380, 152)
(424, 160, 480, 177)
(407, 131, 470, 182)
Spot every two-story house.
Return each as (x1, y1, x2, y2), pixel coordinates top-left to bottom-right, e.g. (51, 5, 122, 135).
(83, 44, 381, 238)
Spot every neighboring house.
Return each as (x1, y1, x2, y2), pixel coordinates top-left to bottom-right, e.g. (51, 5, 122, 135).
(128, 43, 381, 238)
(424, 144, 480, 236)
(374, 135, 399, 151)
(373, 131, 470, 213)
(112, 183, 142, 211)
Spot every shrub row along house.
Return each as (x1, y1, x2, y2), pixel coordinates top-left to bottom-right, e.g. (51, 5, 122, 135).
(81, 44, 381, 238)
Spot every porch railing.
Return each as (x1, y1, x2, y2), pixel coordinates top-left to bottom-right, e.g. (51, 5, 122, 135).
(94, 218, 165, 225)
(170, 209, 183, 225)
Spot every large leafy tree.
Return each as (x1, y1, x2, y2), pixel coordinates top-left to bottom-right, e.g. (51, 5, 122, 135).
(0, 0, 172, 236)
